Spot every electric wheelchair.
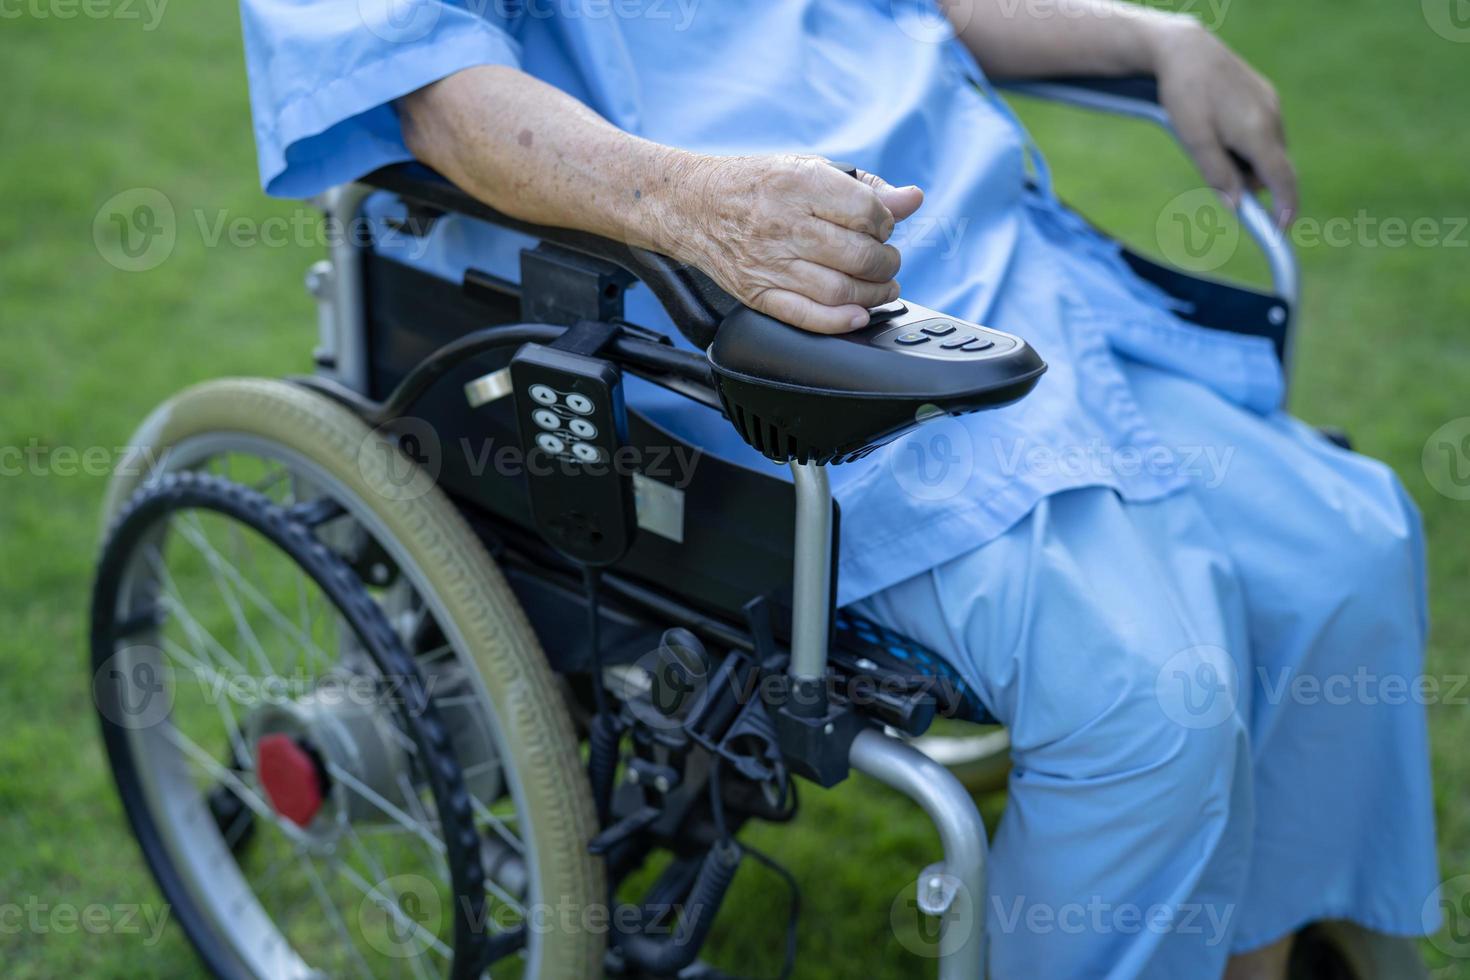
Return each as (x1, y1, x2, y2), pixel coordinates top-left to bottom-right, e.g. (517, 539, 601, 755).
(90, 76, 1422, 979)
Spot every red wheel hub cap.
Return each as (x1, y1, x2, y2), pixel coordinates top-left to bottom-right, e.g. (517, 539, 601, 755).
(256, 734, 325, 828)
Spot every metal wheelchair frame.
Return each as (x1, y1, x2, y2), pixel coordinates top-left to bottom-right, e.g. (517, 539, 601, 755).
(300, 75, 1301, 980)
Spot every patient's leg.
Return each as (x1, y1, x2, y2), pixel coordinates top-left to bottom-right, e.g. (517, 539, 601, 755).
(856, 486, 1257, 979)
(1124, 359, 1438, 955)
(852, 362, 1437, 977)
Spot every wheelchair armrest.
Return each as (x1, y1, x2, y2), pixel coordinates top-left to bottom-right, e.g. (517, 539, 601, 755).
(995, 74, 1161, 116)
(362, 165, 1047, 464)
(362, 163, 739, 350)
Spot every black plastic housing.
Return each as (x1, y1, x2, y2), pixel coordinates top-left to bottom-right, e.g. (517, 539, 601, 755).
(509, 344, 635, 565)
(707, 302, 1047, 464)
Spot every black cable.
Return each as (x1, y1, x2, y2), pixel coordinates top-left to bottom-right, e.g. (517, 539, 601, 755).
(706, 754, 799, 980)
(580, 563, 624, 828)
(581, 564, 610, 719)
(743, 842, 801, 980)
(707, 754, 730, 843)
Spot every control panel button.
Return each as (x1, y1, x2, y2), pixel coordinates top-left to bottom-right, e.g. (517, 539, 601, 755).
(939, 336, 973, 350)
(867, 300, 908, 324)
(960, 338, 995, 352)
(568, 418, 598, 439)
(571, 442, 603, 463)
(894, 333, 930, 346)
(532, 408, 561, 430)
(565, 393, 595, 415)
(921, 322, 957, 337)
(535, 433, 566, 455)
(529, 384, 558, 406)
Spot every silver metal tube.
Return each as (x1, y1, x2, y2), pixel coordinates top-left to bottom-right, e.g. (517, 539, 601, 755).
(998, 81, 1301, 400)
(851, 729, 988, 979)
(316, 182, 375, 393)
(788, 461, 833, 681)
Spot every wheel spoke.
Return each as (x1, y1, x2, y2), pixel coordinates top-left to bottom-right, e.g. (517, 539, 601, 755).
(337, 863, 452, 961)
(340, 829, 438, 980)
(171, 516, 338, 672)
(146, 546, 253, 678)
(159, 723, 294, 839)
(300, 854, 380, 980)
(324, 762, 445, 860)
(158, 635, 252, 769)
(471, 797, 525, 857)
(174, 514, 277, 678)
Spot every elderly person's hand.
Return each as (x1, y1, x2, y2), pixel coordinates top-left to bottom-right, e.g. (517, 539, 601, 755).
(946, 2, 1297, 228)
(1148, 17, 1297, 226)
(665, 154, 923, 333)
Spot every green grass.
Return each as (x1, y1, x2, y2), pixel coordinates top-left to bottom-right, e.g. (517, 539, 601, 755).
(0, 1, 1466, 977)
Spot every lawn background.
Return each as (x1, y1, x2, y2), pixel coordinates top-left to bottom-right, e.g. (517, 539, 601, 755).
(1, 1, 1466, 977)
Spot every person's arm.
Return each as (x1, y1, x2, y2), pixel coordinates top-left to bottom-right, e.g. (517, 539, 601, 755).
(944, 0, 1297, 224)
(398, 65, 924, 334)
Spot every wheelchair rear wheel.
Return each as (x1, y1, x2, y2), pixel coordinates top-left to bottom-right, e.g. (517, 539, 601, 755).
(95, 378, 605, 979)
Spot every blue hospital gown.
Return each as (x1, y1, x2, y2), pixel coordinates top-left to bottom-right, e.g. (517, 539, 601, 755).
(240, 0, 1440, 975)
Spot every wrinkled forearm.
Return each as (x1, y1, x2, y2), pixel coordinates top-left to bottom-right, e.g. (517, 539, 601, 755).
(397, 64, 707, 255)
(942, 0, 1194, 80)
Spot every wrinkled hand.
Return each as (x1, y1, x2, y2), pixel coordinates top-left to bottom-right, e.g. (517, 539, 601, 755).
(1150, 18, 1297, 226)
(666, 154, 924, 334)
